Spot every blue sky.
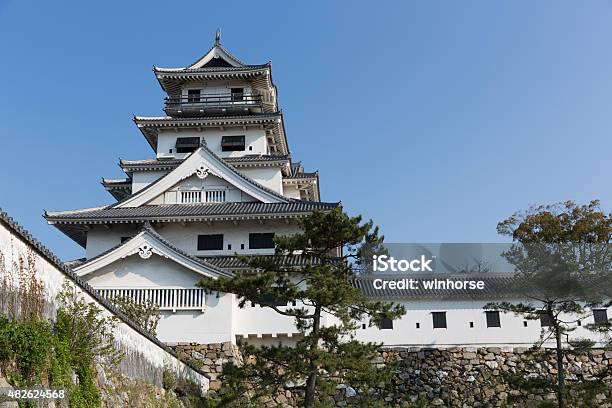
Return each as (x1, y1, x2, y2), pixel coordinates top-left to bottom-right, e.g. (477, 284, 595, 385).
(1, 1, 611, 260)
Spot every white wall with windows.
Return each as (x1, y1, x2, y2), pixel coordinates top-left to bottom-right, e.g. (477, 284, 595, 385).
(156, 127, 268, 159)
(354, 300, 612, 348)
(179, 79, 253, 99)
(84, 220, 301, 259)
(159, 220, 300, 257)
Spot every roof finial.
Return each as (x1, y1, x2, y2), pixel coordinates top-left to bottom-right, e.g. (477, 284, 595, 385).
(215, 29, 221, 46)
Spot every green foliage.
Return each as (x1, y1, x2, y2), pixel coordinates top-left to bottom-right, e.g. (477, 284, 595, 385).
(110, 295, 160, 335)
(163, 366, 177, 390)
(490, 200, 612, 408)
(55, 281, 123, 368)
(0, 281, 124, 407)
(0, 316, 53, 386)
(198, 208, 405, 406)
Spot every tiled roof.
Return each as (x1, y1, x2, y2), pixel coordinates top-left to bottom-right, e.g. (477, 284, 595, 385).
(45, 201, 340, 223)
(0, 208, 208, 378)
(201, 254, 326, 270)
(101, 178, 131, 188)
(133, 113, 281, 124)
(286, 172, 318, 180)
(154, 64, 269, 74)
(350, 274, 520, 300)
(119, 155, 290, 172)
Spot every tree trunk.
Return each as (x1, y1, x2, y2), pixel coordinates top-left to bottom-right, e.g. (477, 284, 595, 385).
(304, 306, 321, 407)
(553, 311, 566, 408)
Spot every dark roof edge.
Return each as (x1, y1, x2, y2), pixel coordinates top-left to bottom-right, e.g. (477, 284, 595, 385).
(0, 208, 209, 380)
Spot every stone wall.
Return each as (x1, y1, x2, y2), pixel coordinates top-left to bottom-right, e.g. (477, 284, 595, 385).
(172, 342, 242, 393)
(357, 346, 612, 407)
(179, 343, 612, 407)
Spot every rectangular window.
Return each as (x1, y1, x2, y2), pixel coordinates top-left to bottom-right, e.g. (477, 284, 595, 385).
(260, 293, 286, 307)
(593, 309, 609, 324)
(540, 312, 554, 327)
(379, 315, 393, 330)
(432, 312, 447, 329)
(187, 89, 201, 103)
(221, 135, 245, 152)
(486, 311, 501, 328)
(175, 137, 200, 153)
(231, 87, 244, 102)
(249, 233, 275, 249)
(197, 234, 223, 251)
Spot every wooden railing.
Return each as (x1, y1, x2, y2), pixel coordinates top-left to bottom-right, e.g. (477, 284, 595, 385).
(165, 94, 262, 108)
(205, 190, 226, 203)
(96, 287, 206, 312)
(180, 191, 202, 204)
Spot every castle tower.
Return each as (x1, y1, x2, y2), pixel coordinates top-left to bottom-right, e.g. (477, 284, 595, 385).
(45, 33, 337, 344)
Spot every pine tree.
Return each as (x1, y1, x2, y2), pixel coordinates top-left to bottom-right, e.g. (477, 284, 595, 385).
(198, 208, 405, 407)
(487, 200, 612, 408)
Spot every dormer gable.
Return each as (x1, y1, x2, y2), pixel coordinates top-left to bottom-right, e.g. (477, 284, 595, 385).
(74, 223, 232, 279)
(114, 142, 290, 208)
(187, 31, 245, 69)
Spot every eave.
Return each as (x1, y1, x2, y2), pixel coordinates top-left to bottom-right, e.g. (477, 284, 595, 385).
(119, 155, 291, 175)
(153, 65, 274, 95)
(44, 201, 340, 247)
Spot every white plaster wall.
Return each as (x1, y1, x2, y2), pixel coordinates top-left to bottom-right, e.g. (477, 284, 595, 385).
(234, 302, 302, 338)
(157, 220, 301, 257)
(85, 221, 301, 259)
(282, 184, 302, 200)
(353, 300, 612, 348)
(156, 294, 234, 343)
(132, 171, 166, 193)
(85, 225, 140, 259)
(0, 219, 209, 391)
(157, 128, 267, 159)
(85, 254, 203, 288)
(240, 168, 283, 194)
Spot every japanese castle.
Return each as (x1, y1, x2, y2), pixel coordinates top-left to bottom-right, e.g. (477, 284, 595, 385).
(45, 34, 610, 348)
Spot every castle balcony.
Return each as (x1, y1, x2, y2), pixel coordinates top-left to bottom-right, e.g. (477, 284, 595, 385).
(164, 93, 263, 117)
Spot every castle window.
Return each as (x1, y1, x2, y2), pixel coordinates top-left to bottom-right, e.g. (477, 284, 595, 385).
(197, 234, 223, 251)
(379, 315, 393, 330)
(260, 293, 286, 307)
(432, 312, 447, 329)
(486, 311, 501, 328)
(249, 233, 275, 249)
(231, 88, 244, 102)
(176, 137, 200, 153)
(593, 309, 608, 324)
(540, 312, 554, 327)
(187, 89, 201, 103)
(221, 135, 245, 152)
